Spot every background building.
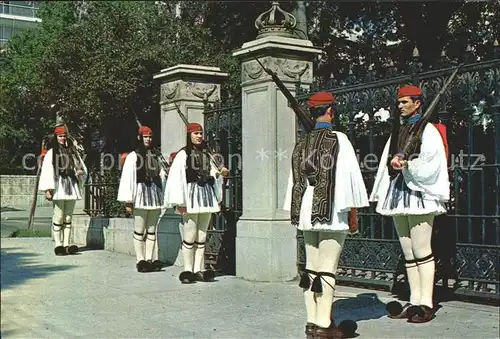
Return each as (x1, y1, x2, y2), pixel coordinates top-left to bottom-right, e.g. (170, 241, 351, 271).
(0, 1, 41, 47)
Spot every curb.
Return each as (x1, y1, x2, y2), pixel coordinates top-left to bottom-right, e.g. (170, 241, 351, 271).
(1, 216, 52, 222)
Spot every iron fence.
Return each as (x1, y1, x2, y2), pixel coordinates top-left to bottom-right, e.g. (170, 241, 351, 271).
(295, 56, 500, 303)
(202, 98, 242, 275)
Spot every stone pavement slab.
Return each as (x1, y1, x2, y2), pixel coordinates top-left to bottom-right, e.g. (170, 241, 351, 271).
(1, 238, 499, 339)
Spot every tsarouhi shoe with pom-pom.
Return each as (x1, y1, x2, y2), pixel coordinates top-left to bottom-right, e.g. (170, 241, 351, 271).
(386, 301, 412, 319)
(54, 246, 66, 256)
(65, 245, 79, 255)
(179, 271, 196, 284)
(194, 270, 215, 282)
(407, 305, 436, 323)
(136, 260, 151, 273)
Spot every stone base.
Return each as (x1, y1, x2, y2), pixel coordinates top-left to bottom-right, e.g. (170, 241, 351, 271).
(236, 218, 297, 282)
(72, 212, 184, 266)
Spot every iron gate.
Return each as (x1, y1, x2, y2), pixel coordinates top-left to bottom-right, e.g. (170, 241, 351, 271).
(203, 98, 242, 275)
(295, 56, 500, 303)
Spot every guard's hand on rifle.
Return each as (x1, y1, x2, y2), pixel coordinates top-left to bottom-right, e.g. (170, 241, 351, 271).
(219, 167, 229, 177)
(125, 203, 133, 215)
(391, 156, 405, 170)
(76, 169, 84, 177)
(177, 206, 187, 215)
(45, 190, 53, 201)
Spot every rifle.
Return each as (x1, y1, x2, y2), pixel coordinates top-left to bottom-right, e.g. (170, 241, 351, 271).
(255, 58, 315, 133)
(400, 64, 463, 158)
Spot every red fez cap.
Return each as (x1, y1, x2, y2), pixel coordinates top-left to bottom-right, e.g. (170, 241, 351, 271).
(138, 126, 153, 136)
(187, 123, 203, 133)
(307, 92, 335, 108)
(54, 126, 66, 135)
(398, 85, 422, 98)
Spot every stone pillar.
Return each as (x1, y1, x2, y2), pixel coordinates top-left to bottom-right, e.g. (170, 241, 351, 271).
(153, 64, 229, 157)
(232, 3, 322, 281)
(152, 64, 228, 265)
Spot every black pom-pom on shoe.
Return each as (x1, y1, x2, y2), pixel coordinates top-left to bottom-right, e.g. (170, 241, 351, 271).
(54, 246, 66, 256)
(337, 319, 357, 338)
(66, 245, 78, 255)
(151, 260, 163, 271)
(136, 260, 151, 273)
(179, 271, 195, 284)
(202, 269, 215, 282)
(386, 301, 403, 316)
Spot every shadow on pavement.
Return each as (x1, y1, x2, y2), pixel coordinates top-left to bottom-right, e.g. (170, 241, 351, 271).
(333, 292, 388, 323)
(1, 247, 76, 291)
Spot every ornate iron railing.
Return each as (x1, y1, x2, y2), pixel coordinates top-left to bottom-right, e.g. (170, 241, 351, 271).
(203, 98, 242, 275)
(295, 57, 500, 303)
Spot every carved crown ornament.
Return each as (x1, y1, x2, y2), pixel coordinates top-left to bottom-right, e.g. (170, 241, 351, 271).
(255, 1, 297, 39)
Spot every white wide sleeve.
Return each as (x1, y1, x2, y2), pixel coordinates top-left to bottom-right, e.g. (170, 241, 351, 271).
(369, 137, 391, 202)
(283, 169, 293, 211)
(211, 159, 224, 204)
(117, 152, 137, 203)
(76, 153, 88, 185)
(333, 132, 369, 212)
(38, 148, 55, 191)
(163, 150, 188, 208)
(403, 124, 449, 197)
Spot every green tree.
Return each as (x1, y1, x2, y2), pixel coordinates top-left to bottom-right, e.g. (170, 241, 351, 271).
(0, 1, 233, 173)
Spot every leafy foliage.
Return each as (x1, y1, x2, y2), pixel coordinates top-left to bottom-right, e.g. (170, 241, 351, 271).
(1, 1, 498, 174)
(0, 1, 231, 173)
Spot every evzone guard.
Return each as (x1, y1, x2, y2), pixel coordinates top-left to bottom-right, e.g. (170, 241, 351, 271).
(118, 126, 167, 273)
(370, 85, 450, 323)
(284, 92, 369, 338)
(164, 122, 229, 284)
(38, 125, 88, 256)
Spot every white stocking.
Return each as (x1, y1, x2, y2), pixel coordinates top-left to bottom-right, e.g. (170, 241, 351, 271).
(409, 215, 435, 309)
(314, 232, 346, 328)
(193, 213, 212, 273)
(52, 201, 64, 247)
(133, 209, 147, 262)
(62, 200, 76, 247)
(303, 231, 319, 324)
(145, 209, 161, 261)
(181, 213, 198, 272)
(393, 216, 421, 305)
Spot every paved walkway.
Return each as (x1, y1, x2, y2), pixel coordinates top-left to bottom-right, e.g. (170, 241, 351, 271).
(1, 238, 499, 338)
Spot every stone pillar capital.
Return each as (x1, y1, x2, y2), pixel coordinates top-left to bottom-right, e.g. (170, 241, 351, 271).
(232, 36, 322, 86)
(154, 64, 228, 165)
(153, 64, 229, 104)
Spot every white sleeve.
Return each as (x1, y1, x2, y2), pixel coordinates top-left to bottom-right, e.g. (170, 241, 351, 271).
(117, 152, 137, 203)
(403, 124, 447, 192)
(38, 149, 55, 191)
(163, 150, 188, 208)
(210, 158, 224, 204)
(283, 169, 293, 211)
(369, 137, 391, 202)
(333, 132, 370, 212)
